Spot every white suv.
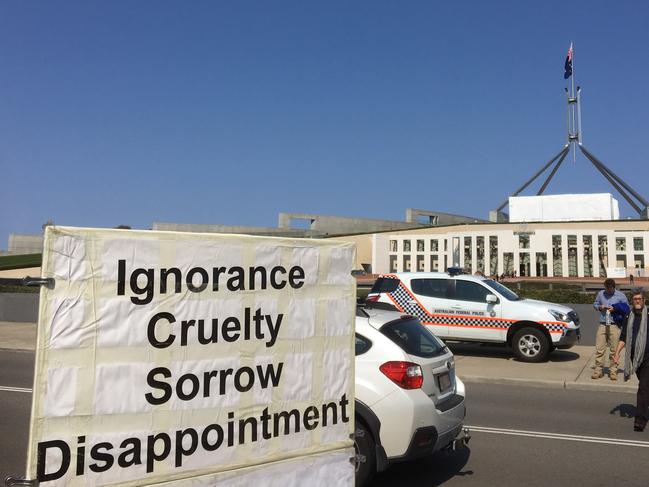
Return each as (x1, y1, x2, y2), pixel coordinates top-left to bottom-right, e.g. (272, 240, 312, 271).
(366, 271, 580, 363)
(354, 306, 467, 486)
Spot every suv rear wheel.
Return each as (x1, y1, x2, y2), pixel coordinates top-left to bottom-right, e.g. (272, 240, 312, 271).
(512, 327, 550, 363)
(354, 421, 376, 487)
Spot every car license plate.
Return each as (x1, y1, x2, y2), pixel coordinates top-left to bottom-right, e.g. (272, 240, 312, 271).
(437, 372, 451, 392)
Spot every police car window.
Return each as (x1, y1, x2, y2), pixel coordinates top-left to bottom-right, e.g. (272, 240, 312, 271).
(380, 318, 446, 358)
(355, 334, 372, 355)
(454, 280, 491, 302)
(411, 278, 449, 298)
(370, 278, 399, 294)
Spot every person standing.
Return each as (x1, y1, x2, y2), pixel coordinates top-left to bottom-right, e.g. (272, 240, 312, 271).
(613, 288, 649, 432)
(592, 278, 629, 380)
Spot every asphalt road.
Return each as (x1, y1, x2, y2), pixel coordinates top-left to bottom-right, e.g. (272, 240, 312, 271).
(3, 347, 647, 486)
(370, 382, 649, 486)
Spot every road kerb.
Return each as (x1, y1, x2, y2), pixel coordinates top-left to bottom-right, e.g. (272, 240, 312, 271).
(459, 375, 637, 393)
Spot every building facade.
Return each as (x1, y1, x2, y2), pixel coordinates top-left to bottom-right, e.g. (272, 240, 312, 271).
(371, 220, 649, 278)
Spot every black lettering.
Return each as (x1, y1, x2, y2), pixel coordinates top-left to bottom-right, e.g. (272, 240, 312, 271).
(220, 368, 234, 394)
(289, 266, 305, 289)
(203, 370, 219, 398)
(322, 401, 337, 427)
(234, 367, 254, 392)
(257, 362, 283, 388)
(270, 266, 287, 289)
(146, 433, 171, 473)
(239, 417, 258, 444)
(160, 267, 182, 294)
(339, 393, 350, 423)
(180, 319, 196, 346)
(222, 317, 240, 342)
(176, 373, 200, 401)
(273, 409, 300, 436)
(117, 259, 126, 296)
(303, 406, 319, 430)
(145, 367, 172, 405)
(89, 442, 114, 473)
(37, 440, 70, 482)
(202, 424, 224, 451)
(249, 266, 267, 290)
(199, 319, 219, 345)
(212, 267, 227, 291)
(260, 408, 272, 440)
(175, 428, 198, 467)
(118, 438, 142, 468)
(186, 267, 209, 293)
(148, 312, 176, 349)
(76, 436, 85, 476)
(130, 267, 154, 305)
(227, 411, 235, 447)
(227, 267, 245, 291)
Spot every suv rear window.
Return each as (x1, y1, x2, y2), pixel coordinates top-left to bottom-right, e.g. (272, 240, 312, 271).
(370, 277, 400, 294)
(411, 278, 449, 298)
(380, 318, 446, 358)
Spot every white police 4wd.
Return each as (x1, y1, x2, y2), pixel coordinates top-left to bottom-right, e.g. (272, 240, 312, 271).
(366, 271, 580, 363)
(354, 307, 467, 486)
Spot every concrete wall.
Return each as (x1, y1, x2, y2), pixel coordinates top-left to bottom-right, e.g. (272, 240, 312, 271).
(8, 234, 43, 254)
(0, 293, 39, 322)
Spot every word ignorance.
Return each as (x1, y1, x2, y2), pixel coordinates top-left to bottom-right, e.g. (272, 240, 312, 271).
(117, 260, 306, 305)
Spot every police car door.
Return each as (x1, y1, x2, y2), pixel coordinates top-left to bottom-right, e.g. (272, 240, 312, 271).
(448, 280, 503, 341)
(408, 277, 451, 338)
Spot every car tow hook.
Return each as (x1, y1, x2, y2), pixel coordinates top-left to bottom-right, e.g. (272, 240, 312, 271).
(451, 427, 471, 450)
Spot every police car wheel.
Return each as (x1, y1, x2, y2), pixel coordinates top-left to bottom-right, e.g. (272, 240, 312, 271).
(512, 327, 549, 363)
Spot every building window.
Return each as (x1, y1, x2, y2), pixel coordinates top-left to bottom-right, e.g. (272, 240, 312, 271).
(430, 239, 439, 252)
(536, 252, 548, 277)
(616, 254, 627, 268)
(464, 237, 472, 270)
(416, 254, 425, 271)
(403, 255, 411, 271)
(634, 255, 645, 272)
(598, 236, 608, 277)
(634, 237, 644, 251)
(583, 235, 593, 277)
(489, 236, 498, 276)
(503, 253, 514, 276)
(519, 235, 530, 249)
(389, 240, 397, 252)
(519, 253, 530, 277)
(552, 235, 563, 277)
(417, 240, 424, 252)
(389, 255, 398, 273)
(430, 255, 439, 271)
(568, 235, 578, 277)
(616, 237, 626, 252)
(404, 240, 411, 252)
(476, 236, 485, 274)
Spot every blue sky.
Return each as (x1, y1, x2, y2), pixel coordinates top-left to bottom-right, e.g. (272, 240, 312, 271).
(2, 1, 648, 249)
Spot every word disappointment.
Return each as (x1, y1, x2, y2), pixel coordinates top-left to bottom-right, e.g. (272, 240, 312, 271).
(36, 394, 350, 482)
(117, 259, 306, 305)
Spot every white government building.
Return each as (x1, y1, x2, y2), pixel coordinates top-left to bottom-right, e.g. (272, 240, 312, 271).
(340, 194, 649, 279)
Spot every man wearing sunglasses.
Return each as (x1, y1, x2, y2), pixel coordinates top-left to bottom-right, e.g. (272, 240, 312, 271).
(614, 288, 649, 432)
(592, 279, 629, 380)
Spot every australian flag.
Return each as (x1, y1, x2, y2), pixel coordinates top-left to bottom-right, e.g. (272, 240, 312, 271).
(564, 43, 573, 79)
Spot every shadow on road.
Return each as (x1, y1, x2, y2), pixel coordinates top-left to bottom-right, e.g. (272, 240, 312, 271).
(448, 343, 581, 363)
(610, 403, 636, 419)
(370, 448, 472, 486)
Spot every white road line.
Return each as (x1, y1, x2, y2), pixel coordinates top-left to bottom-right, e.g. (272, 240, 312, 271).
(467, 425, 649, 448)
(0, 385, 32, 393)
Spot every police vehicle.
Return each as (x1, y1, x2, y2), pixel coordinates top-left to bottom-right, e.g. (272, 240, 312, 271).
(366, 269, 580, 362)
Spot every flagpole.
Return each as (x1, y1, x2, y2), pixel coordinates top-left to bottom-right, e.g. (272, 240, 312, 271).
(570, 42, 576, 162)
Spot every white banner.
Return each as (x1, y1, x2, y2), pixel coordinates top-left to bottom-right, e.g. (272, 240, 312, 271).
(26, 226, 356, 486)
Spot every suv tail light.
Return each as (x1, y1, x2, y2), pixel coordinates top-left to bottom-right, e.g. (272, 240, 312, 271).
(366, 294, 380, 302)
(379, 361, 423, 389)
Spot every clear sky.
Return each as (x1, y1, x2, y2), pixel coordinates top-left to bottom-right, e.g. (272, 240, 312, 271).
(2, 1, 648, 249)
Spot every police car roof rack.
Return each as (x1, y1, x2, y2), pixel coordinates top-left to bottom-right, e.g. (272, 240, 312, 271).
(446, 267, 467, 277)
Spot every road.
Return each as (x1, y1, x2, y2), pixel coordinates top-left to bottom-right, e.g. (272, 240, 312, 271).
(3, 348, 648, 486)
(371, 382, 649, 486)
